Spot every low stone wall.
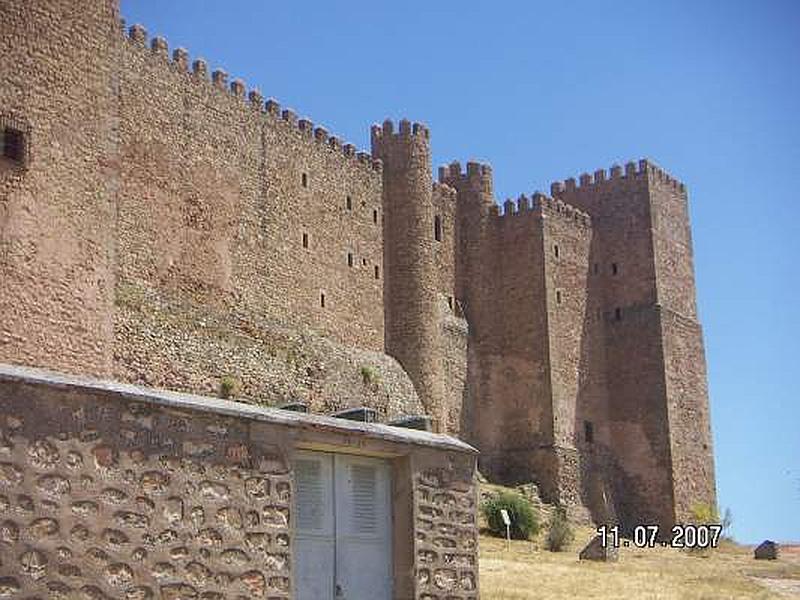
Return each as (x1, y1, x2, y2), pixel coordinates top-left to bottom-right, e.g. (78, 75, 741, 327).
(0, 364, 478, 600)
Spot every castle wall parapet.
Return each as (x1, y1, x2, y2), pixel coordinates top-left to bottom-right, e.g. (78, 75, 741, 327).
(493, 193, 591, 227)
(122, 24, 382, 174)
(550, 159, 685, 197)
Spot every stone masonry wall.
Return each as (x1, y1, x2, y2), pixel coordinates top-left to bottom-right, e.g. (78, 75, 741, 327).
(413, 450, 478, 600)
(0, 0, 120, 378)
(116, 25, 385, 363)
(0, 365, 480, 600)
(0, 375, 293, 599)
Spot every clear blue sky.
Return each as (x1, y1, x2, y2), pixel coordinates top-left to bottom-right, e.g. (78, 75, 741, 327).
(120, 0, 800, 544)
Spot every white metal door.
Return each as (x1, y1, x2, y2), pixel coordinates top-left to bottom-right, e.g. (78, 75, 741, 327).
(294, 452, 336, 600)
(293, 452, 392, 600)
(334, 454, 392, 600)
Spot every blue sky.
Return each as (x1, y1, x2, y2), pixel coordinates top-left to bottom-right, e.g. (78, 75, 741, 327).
(120, 0, 800, 544)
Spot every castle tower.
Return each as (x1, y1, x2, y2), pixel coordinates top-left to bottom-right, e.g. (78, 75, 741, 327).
(0, 0, 121, 376)
(438, 162, 495, 445)
(371, 120, 445, 430)
(553, 161, 716, 529)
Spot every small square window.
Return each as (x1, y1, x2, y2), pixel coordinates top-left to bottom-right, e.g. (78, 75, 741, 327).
(301, 172, 308, 188)
(346, 196, 352, 210)
(374, 265, 380, 279)
(2, 127, 26, 165)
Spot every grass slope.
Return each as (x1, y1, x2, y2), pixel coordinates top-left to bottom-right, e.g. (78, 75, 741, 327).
(479, 531, 800, 599)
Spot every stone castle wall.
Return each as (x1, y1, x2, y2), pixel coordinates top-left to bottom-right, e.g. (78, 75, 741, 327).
(0, 0, 716, 533)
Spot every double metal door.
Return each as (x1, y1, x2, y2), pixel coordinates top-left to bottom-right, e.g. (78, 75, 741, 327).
(294, 451, 392, 600)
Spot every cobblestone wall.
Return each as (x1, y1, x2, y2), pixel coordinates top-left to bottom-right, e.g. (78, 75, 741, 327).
(0, 365, 480, 600)
(0, 375, 293, 599)
(414, 451, 478, 600)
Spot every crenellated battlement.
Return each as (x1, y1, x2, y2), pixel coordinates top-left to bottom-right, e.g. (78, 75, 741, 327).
(550, 158, 685, 197)
(122, 24, 382, 173)
(492, 193, 591, 227)
(437, 160, 493, 186)
(370, 119, 431, 143)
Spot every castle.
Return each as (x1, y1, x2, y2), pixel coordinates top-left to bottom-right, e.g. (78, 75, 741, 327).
(0, 0, 715, 531)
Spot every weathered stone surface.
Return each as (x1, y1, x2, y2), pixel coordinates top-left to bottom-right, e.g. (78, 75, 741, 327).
(1, 0, 712, 562)
(754, 540, 779, 560)
(579, 535, 619, 562)
(0, 361, 478, 599)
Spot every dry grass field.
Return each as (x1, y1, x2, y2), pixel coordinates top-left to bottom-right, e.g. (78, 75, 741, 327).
(479, 530, 800, 599)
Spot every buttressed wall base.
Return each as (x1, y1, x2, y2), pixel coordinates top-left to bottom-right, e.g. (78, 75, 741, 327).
(0, 0, 715, 532)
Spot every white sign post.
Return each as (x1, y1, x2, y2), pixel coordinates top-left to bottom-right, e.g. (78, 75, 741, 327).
(500, 509, 511, 550)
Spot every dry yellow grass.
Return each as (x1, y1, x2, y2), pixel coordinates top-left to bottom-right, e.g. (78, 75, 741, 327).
(479, 529, 800, 599)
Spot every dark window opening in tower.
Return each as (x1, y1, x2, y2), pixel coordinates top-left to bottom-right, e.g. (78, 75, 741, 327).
(584, 420, 594, 443)
(2, 127, 26, 165)
(434, 215, 442, 242)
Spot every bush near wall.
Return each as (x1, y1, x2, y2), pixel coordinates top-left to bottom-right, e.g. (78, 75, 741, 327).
(481, 491, 540, 540)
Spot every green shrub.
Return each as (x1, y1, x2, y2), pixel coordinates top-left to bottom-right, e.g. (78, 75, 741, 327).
(545, 506, 574, 552)
(481, 491, 539, 540)
(689, 502, 719, 525)
(219, 376, 239, 399)
(360, 365, 380, 387)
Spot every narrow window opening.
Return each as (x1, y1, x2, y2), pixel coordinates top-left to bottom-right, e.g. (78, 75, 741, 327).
(347, 252, 353, 267)
(556, 290, 562, 304)
(373, 209, 378, 224)
(593, 263, 599, 275)
(320, 292, 326, 308)
(434, 215, 442, 242)
(584, 420, 594, 444)
(554, 244, 559, 258)
(2, 127, 26, 165)
(346, 196, 352, 210)
(374, 265, 380, 279)
(301, 172, 308, 188)
(611, 262, 618, 276)
(447, 296, 454, 310)
(614, 307, 622, 321)
(362, 258, 367, 266)
(302, 232, 309, 249)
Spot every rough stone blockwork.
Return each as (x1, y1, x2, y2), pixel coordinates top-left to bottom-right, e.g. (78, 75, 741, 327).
(0, 364, 480, 599)
(0, 380, 292, 599)
(0, 0, 715, 536)
(414, 457, 479, 600)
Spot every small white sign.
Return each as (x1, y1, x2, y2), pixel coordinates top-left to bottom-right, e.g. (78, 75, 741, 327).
(500, 509, 511, 526)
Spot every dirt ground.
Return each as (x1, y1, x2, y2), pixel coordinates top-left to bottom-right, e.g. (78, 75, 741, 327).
(479, 531, 800, 599)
